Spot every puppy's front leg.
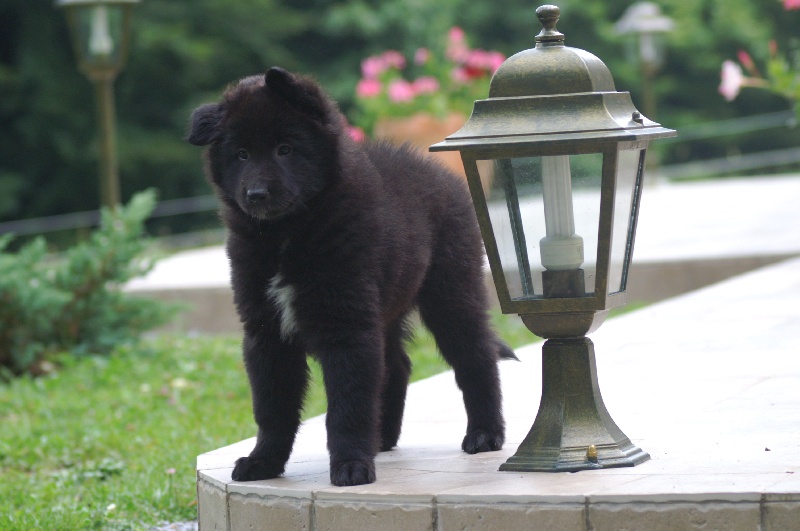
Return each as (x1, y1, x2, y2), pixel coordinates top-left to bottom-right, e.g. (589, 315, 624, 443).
(317, 335, 384, 487)
(232, 327, 308, 482)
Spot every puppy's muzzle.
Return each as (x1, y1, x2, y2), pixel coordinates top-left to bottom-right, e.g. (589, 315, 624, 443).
(246, 188, 269, 204)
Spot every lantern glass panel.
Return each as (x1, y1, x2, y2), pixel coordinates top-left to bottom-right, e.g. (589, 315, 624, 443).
(72, 4, 126, 68)
(478, 153, 603, 300)
(608, 148, 646, 295)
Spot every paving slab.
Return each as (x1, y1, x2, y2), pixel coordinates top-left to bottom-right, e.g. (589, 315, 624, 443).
(197, 255, 800, 530)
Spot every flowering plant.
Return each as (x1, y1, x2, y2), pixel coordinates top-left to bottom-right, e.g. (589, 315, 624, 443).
(350, 28, 505, 137)
(719, 0, 799, 120)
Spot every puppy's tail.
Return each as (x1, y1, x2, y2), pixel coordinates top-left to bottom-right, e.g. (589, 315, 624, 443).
(498, 341, 520, 361)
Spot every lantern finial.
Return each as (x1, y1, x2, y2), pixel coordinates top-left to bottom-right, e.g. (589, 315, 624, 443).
(535, 5, 564, 45)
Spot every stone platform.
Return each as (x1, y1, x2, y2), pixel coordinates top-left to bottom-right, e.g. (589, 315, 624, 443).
(197, 256, 800, 530)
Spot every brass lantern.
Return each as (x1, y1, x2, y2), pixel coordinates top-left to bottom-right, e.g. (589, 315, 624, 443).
(431, 5, 676, 472)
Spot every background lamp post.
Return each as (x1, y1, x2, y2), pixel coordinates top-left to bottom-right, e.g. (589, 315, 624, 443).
(614, 2, 674, 120)
(57, 0, 139, 209)
(431, 5, 676, 472)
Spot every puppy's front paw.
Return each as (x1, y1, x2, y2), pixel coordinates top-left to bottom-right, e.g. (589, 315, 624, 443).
(462, 428, 504, 454)
(330, 459, 376, 486)
(231, 455, 285, 482)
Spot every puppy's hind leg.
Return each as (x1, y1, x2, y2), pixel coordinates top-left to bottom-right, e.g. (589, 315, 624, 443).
(379, 319, 412, 451)
(417, 264, 505, 455)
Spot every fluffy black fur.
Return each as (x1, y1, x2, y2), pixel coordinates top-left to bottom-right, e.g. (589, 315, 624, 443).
(187, 67, 516, 487)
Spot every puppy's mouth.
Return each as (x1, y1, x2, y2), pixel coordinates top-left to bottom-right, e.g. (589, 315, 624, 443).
(239, 195, 302, 221)
(246, 207, 289, 221)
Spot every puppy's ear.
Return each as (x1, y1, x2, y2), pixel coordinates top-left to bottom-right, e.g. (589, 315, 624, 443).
(265, 66, 327, 124)
(186, 103, 224, 146)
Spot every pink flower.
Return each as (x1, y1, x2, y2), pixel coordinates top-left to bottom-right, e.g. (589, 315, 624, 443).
(361, 51, 405, 80)
(446, 27, 469, 63)
(448, 27, 466, 44)
(451, 66, 471, 84)
(466, 49, 488, 68)
(784, 0, 800, 10)
(381, 50, 406, 70)
(412, 76, 439, 94)
(719, 60, 744, 101)
(347, 126, 366, 142)
(414, 48, 430, 66)
(487, 51, 506, 73)
(356, 78, 382, 98)
(769, 40, 778, 58)
(361, 56, 386, 79)
(462, 50, 505, 74)
(387, 79, 415, 102)
(737, 50, 758, 75)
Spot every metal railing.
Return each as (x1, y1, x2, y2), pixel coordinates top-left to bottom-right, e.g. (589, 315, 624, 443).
(0, 195, 218, 237)
(657, 109, 799, 179)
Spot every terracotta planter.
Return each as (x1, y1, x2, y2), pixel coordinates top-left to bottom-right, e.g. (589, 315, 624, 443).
(374, 113, 494, 193)
(374, 112, 468, 178)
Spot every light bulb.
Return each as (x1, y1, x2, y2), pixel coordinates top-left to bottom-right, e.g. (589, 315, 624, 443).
(539, 155, 584, 270)
(89, 6, 114, 58)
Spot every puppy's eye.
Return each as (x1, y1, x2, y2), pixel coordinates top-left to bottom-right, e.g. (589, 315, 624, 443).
(237, 149, 249, 161)
(277, 144, 291, 156)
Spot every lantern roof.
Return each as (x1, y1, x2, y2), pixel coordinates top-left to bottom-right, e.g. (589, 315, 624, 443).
(489, 6, 615, 98)
(431, 4, 676, 152)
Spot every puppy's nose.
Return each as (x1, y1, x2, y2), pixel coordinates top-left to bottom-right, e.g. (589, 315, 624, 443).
(246, 188, 268, 203)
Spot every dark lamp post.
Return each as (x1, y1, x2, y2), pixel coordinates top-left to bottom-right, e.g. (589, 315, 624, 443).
(56, 0, 139, 209)
(431, 5, 676, 472)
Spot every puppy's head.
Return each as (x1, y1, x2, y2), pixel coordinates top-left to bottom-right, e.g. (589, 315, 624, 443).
(187, 67, 345, 220)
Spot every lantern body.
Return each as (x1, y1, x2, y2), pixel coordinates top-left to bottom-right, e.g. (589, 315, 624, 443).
(441, 138, 670, 338)
(432, 8, 675, 337)
(469, 143, 644, 306)
(57, 0, 139, 80)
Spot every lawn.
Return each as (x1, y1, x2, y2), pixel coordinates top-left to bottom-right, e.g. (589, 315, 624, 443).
(0, 312, 532, 530)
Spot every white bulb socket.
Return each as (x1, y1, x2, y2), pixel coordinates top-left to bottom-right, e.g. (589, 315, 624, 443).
(540, 234, 584, 271)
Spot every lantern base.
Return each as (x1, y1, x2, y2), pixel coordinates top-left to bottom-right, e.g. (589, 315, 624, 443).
(500, 336, 649, 472)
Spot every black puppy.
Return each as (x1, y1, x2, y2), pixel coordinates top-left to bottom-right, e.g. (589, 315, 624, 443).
(187, 67, 515, 487)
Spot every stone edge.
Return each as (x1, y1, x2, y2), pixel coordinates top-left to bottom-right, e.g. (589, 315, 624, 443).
(196, 468, 800, 531)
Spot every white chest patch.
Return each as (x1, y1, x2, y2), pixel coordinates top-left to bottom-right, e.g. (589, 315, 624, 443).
(266, 272, 299, 341)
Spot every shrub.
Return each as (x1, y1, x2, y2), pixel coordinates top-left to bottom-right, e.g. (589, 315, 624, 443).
(0, 190, 179, 377)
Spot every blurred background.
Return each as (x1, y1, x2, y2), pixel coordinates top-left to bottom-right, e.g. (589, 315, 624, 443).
(1, 0, 798, 247)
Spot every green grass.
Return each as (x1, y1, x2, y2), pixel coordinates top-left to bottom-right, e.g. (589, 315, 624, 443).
(0, 336, 253, 529)
(0, 312, 532, 530)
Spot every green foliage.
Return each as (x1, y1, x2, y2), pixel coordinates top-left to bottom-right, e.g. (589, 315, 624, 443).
(0, 190, 179, 376)
(765, 51, 800, 120)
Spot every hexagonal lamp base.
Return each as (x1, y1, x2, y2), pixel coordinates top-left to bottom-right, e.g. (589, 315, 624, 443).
(500, 337, 649, 472)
